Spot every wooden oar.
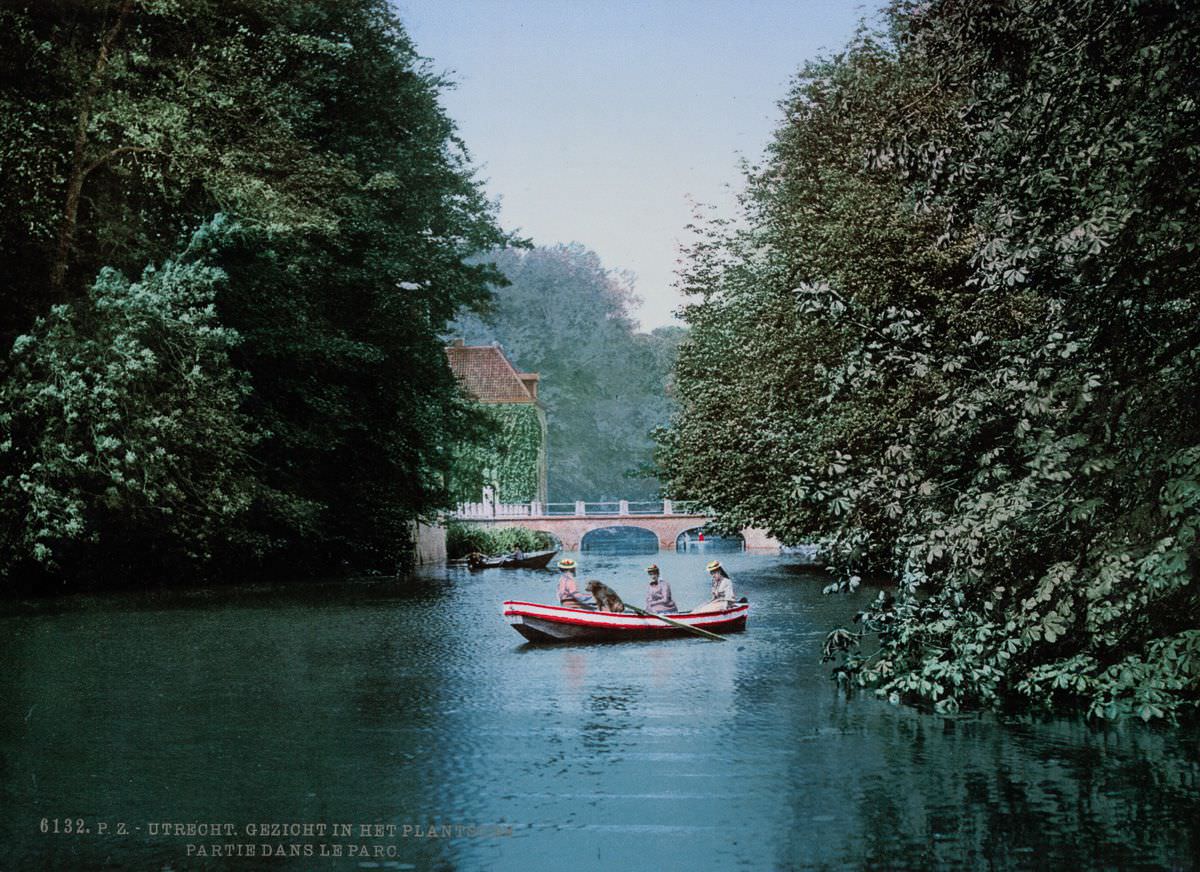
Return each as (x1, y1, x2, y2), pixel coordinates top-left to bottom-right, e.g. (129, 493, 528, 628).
(626, 603, 727, 642)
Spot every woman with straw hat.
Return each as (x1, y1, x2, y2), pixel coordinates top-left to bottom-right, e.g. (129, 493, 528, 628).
(693, 560, 735, 613)
(555, 558, 595, 609)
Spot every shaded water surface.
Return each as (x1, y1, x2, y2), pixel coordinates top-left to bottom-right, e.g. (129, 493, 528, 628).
(0, 552, 1196, 870)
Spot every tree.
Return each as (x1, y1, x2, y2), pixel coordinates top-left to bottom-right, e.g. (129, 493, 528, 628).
(663, 33, 969, 549)
(0, 0, 359, 335)
(0, 218, 255, 584)
(662, 2, 1200, 720)
(0, 1, 513, 585)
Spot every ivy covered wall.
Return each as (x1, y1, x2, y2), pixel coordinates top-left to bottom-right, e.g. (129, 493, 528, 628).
(450, 403, 547, 504)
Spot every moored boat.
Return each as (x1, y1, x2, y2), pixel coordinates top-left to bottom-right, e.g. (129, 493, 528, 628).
(502, 599, 749, 643)
(468, 549, 558, 570)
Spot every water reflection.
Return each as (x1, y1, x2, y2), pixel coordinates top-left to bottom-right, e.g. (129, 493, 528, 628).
(0, 555, 1196, 871)
(833, 711, 1200, 870)
(579, 526, 659, 554)
(644, 647, 675, 690)
(562, 651, 587, 690)
(580, 686, 642, 759)
(676, 526, 746, 552)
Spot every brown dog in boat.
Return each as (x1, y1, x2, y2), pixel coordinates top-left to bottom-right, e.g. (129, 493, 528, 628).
(585, 580, 625, 613)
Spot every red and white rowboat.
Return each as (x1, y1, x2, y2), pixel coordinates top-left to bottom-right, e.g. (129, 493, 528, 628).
(502, 600, 749, 643)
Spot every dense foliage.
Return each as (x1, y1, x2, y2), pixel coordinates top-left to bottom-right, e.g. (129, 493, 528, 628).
(0, 1, 510, 587)
(449, 403, 546, 504)
(0, 219, 256, 580)
(455, 244, 684, 501)
(444, 522, 554, 560)
(662, 0, 1200, 720)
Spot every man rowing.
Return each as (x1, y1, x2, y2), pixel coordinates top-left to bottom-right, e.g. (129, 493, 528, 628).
(644, 563, 677, 614)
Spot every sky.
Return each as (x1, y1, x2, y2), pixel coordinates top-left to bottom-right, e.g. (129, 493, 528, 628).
(393, 0, 883, 330)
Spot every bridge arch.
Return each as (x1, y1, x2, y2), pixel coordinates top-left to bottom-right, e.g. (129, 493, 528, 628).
(580, 525, 659, 553)
(530, 529, 562, 550)
(675, 525, 746, 552)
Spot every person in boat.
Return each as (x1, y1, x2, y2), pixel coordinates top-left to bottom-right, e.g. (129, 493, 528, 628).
(644, 564, 677, 614)
(556, 558, 595, 609)
(693, 560, 734, 613)
(504, 546, 525, 564)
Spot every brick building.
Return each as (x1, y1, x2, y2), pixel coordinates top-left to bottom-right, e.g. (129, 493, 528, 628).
(445, 340, 548, 504)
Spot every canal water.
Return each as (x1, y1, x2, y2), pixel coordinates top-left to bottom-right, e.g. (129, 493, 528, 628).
(0, 551, 1196, 870)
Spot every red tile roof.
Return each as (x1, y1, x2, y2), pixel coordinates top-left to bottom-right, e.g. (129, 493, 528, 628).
(445, 341, 539, 404)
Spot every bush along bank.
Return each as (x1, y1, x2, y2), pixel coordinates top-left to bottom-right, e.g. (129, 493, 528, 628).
(445, 524, 555, 560)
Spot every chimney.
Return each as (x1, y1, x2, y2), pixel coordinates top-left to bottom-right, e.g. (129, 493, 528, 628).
(450, 338, 465, 347)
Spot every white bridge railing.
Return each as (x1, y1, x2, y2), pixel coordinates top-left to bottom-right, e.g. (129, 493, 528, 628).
(453, 499, 705, 520)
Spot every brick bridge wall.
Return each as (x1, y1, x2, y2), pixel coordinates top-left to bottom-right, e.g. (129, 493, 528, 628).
(459, 514, 779, 551)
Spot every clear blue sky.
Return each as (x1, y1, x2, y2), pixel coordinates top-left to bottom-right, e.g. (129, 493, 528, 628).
(392, 0, 883, 329)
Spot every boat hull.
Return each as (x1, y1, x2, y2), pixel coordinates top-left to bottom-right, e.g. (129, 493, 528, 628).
(502, 600, 748, 643)
(470, 549, 559, 570)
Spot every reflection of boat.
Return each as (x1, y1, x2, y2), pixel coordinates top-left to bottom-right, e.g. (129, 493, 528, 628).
(676, 529, 745, 552)
(502, 600, 749, 643)
(468, 549, 558, 570)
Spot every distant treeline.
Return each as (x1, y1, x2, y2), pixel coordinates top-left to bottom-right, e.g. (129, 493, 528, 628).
(455, 244, 684, 502)
(0, 1, 514, 589)
(660, 0, 1200, 719)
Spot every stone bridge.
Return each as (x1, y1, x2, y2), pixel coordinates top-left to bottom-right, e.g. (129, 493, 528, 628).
(453, 499, 780, 551)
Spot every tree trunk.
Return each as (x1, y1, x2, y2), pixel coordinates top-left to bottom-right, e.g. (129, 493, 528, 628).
(48, 0, 135, 300)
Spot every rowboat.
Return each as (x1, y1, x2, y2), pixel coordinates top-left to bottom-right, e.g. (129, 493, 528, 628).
(502, 599, 749, 643)
(468, 549, 558, 570)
